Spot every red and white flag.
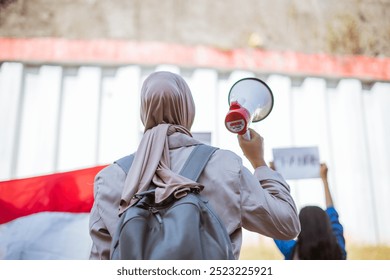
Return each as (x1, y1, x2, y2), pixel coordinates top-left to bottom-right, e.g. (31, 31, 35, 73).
(0, 166, 106, 259)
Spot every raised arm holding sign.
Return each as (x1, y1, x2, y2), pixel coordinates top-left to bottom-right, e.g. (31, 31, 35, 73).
(271, 162, 347, 260)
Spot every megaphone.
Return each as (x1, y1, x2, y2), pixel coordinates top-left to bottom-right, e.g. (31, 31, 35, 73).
(225, 77, 274, 140)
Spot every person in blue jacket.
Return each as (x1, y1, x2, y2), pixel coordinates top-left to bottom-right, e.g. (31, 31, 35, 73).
(273, 163, 347, 260)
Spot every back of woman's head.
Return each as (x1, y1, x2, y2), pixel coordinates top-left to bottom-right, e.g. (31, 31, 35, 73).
(296, 206, 343, 260)
(140, 71, 195, 131)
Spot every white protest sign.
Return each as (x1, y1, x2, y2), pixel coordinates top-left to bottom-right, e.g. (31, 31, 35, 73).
(272, 146, 320, 180)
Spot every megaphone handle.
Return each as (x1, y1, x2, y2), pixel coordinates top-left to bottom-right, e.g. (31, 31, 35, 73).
(243, 130, 251, 140)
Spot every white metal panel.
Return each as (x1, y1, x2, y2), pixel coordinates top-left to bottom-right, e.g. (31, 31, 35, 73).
(288, 78, 328, 209)
(186, 69, 218, 135)
(258, 75, 299, 202)
(363, 82, 390, 244)
(327, 79, 378, 244)
(0, 63, 24, 180)
(215, 73, 231, 148)
(259, 75, 293, 158)
(154, 64, 180, 74)
(57, 67, 101, 171)
(291, 78, 329, 155)
(15, 66, 62, 178)
(98, 66, 141, 164)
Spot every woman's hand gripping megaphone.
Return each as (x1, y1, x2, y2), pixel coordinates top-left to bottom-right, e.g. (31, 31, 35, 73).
(242, 129, 251, 140)
(237, 128, 267, 169)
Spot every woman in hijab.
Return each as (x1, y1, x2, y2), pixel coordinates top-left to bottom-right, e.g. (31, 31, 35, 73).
(89, 71, 300, 259)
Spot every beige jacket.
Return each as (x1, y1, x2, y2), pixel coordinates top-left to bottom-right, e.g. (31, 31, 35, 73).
(89, 135, 300, 260)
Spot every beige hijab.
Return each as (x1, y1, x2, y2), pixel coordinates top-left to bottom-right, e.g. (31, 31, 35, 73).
(119, 71, 203, 214)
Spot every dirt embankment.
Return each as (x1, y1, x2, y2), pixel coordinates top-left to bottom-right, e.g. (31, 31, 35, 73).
(1, 0, 389, 57)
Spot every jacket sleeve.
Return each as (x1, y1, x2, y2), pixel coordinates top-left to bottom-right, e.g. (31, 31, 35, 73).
(89, 165, 125, 260)
(326, 206, 347, 259)
(273, 239, 297, 260)
(89, 175, 111, 260)
(240, 165, 301, 240)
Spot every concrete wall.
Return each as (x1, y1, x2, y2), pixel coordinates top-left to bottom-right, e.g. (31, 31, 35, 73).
(1, 0, 390, 57)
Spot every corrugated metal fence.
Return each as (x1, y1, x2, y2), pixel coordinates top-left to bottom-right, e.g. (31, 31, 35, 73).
(1, 62, 389, 245)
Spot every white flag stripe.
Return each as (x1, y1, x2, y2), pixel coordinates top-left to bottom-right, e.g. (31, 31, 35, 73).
(0, 212, 91, 260)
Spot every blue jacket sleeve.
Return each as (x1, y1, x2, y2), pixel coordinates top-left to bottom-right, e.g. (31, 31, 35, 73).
(273, 239, 297, 260)
(326, 206, 347, 259)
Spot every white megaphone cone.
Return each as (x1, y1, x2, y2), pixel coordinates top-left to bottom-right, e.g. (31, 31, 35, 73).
(225, 77, 274, 140)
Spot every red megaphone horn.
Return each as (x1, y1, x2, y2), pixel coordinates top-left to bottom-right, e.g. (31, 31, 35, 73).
(225, 77, 274, 140)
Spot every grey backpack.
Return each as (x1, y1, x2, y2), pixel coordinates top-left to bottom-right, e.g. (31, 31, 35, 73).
(110, 144, 235, 260)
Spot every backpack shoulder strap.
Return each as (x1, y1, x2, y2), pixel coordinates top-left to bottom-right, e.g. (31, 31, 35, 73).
(114, 144, 217, 179)
(114, 154, 135, 175)
(179, 144, 218, 181)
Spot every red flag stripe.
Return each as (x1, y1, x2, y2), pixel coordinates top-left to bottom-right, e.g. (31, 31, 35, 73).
(0, 166, 106, 224)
